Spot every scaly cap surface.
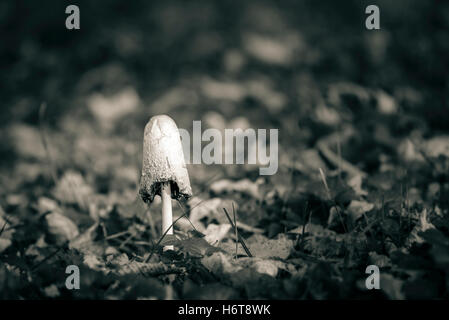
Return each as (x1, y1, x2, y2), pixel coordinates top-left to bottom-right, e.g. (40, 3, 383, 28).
(139, 115, 192, 203)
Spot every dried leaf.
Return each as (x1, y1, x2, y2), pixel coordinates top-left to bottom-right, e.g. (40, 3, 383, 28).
(381, 274, 405, 300)
(0, 212, 14, 253)
(347, 175, 368, 196)
(87, 86, 140, 130)
(368, 252, 391, 268)
(204, 223, 232, 244)
(422, 136, 449, 158)
(178, 237, 221, 257)
(83, 253, 104, 271)
(52, 171, 93, 211)
(0, 239, 12, 254)
(347, 200, 374, 222)
(405, 209, 436, 246)
(243, 32, 300, 66)
(251, 260, 278, 277)
(189, 197, 223, 223)
(69, 223, 101, 254)
(43, 284, 60, 298)
(376, 90, 397, 115)
(188, 197, 236, 226)
(37, 197, 59, 215)
(45, 212, 79, 245)
(210, 179, 261, 199)
(201, 252, 239, 275)
(246, 234, 293, 259)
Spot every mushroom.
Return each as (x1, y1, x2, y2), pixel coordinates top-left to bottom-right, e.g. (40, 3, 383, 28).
(139, 115, 192, 250)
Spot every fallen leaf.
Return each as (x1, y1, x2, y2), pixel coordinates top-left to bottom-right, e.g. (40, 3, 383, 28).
(368, 252, 391, 268)
(405, 209, 435, 246)
(314, 104, 341, 125)
(188, 197, 237, 226)
(291, 149, 329, 174)
(422, 136, 449, 158)
(52, 171, 93, 212)
(9, 124, 46, 159)
(203, 111, 226, 130)
(328, 82, 370, 107)
(251, 260, 278, 277)
(178, 237, 222, 257)
(201, 252, 240, 275)
(46, 212, 79, 245)
(87, 86, 140, 130)
(69, 223, 101, 254)
(210, 178, 261, 199)
(288, 223, 336, 237)
(397, 139, 425, 163)
(204, 223, 232, 244)
(376, 90, 397, 115)
(243, 32, 300, 66)
(43, 284, 60, 298)
(201, 78, 246, 101)
(246, 234, 293, 259)
(189, 197, 223, 224)
(347, 175, 368, 196)
(347, 200, 374, 222)
(381, 274, 405, 300)
(0, 211, 14, 253)
(150, 86, 198, 114)
(37, 197, 59, 215)
(245, 78, 287, 113)
(419, 229, 449, 268)
(0, 239, 11, 254)
(83, 253, 104, 271)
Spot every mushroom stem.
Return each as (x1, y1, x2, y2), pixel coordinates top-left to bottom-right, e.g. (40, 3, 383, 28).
(161, 182, 174, 251)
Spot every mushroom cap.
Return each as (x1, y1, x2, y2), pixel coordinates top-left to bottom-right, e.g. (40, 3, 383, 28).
(139, 115, 192, 203)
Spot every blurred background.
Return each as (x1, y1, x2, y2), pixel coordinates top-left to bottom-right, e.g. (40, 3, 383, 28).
(1, 0, 449, 299)
(1, 0, 448, 190)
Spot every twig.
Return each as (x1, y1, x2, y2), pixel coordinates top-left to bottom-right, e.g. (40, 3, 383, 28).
(0, 221, 7, 238)
(31, 244, 66, 272)
(114, 261, 185, 277)
(233, 203, 238, 258)
(223, 207, 252, 257)
(319, 168, 331, 200)
(0, 206, 8, 237)
(100, 222, 108, 238)
(176, 200, 198, 231)
(119, 233, 135, 249)
(319, 168, 348, 233)
(235, 221, 264, 234)
(104, 230, 129, 240)
(133, 241, 154, 247)
(317, 138, 367, 178)
(296, 200, 309, 248)
(336, 134, 342, 180)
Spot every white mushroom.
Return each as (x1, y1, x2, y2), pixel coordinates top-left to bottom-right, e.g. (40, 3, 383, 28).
(139, 115, 192, 250)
